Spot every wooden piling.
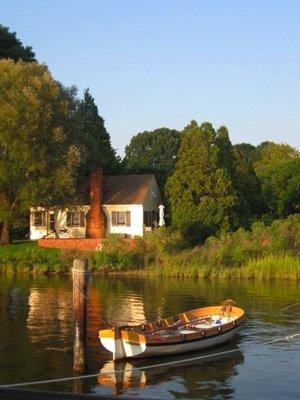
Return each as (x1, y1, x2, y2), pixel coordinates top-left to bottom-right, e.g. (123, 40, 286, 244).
(72, 259, 88, 374)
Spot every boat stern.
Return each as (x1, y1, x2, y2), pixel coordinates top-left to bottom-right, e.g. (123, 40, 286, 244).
(99, 328, 147, 360)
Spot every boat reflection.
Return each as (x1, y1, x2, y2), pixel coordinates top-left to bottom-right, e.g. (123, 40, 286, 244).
(96, 346, 244, 398)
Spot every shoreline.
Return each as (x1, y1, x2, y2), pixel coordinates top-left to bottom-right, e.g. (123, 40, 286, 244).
(1, 254, 299, 281)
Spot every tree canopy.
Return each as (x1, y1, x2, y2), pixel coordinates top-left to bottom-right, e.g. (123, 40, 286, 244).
(254, 142, 299, 177)
(123, 127, 181, 192)
(0, 25, 36, 62)
(166, 121, 236, 231)
(254, 142, 300, 216)
(0, 60, 80, 243)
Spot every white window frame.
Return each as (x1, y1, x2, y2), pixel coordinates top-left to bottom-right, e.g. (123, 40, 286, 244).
(34, 211, 47, 227)
(66, 211, 85, 227)
(111, 211, 131, 227)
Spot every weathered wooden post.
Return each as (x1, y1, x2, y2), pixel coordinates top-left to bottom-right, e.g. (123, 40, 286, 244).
(72, 259, 88, 374)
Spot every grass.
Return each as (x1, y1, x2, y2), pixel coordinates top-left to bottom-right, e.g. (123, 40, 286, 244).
(144, 254, 300, 280)
(0, 240, 140, 275)
(0, 241, 68, 274)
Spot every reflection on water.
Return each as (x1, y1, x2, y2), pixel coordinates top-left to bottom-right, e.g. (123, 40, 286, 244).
(27, 288, 72, 345)
(96, 348, 244, 399)
(0, 275, 299, 399)
(104, 290, 146, 326)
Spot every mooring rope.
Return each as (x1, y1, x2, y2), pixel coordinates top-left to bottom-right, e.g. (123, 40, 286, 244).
(72, 282, 88, 300)
(71, 268, 89, 300)
(0, 332, 299, 389)
(280, 301, 300, 311)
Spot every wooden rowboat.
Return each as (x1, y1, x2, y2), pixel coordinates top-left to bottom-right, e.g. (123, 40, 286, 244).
(99, 300, 245, 360)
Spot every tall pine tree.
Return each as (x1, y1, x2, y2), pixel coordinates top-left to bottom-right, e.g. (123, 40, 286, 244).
(75, 88, 118, 174)
(166, 121, 236, 231)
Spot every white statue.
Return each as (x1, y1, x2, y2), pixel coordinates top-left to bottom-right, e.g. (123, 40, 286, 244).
(159, 204, 165, 227)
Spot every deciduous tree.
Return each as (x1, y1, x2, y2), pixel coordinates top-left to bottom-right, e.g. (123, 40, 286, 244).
(254, 142, 299, 216)
(123, 127, 181, 190)
(0, 60, 80, 244)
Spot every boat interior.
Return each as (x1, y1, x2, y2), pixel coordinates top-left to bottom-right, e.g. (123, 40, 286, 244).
(120, 303, 245, 343)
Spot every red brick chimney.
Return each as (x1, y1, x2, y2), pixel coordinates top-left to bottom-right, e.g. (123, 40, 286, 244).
(86, 168, 105, 239)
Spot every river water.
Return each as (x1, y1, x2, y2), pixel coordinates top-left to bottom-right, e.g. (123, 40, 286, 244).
(0, 275, 299, 399)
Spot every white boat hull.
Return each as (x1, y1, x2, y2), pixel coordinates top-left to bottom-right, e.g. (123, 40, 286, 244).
(100, 324, 242, 359)
(137, 324, 242, 358)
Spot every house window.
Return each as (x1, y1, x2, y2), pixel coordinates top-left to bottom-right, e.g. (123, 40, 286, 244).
(34, 211, 47, 227)
(111, 211, 131, 227)
(66, 211, 85, 227)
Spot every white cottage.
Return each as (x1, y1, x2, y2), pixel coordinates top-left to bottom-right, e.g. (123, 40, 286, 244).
(30, 169, 162, 248)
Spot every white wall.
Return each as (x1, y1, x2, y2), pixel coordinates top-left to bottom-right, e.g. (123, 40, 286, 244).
(103, 204, 144, 237)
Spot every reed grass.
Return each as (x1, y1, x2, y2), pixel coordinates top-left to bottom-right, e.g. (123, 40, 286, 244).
(144, 254, 300, 280)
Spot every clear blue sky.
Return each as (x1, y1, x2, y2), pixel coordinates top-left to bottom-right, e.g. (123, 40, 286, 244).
(1, 0, 299, 155)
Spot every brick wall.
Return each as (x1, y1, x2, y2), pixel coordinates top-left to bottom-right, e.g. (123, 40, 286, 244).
(38, 238, 101, 251)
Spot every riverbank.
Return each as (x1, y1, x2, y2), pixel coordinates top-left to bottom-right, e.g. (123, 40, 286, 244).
(0, 215, 299, 279)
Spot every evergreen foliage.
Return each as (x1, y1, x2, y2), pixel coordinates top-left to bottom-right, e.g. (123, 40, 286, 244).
(166, 121, 236, 231)
(75, 89, 118, 173)
(0, 25, 36, 62)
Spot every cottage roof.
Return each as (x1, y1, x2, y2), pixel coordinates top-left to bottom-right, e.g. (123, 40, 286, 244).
(103, 175, 155, 205)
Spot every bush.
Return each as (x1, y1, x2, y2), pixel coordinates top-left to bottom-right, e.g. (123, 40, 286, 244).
(90, 250, 140, 271)
(180, 221, 217, 246)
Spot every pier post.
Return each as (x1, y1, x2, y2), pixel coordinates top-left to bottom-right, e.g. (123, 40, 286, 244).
(72, 259, 88, 374)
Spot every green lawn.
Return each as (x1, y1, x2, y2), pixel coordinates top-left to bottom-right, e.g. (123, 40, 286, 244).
(0, 240, 66, 274)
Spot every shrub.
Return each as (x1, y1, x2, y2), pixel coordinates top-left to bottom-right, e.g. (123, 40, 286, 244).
(180, 221, 217, 246)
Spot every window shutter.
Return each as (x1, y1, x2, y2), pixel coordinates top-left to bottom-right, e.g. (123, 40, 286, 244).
(66, 211, 71, 226)
(112, 211, 117, 226)
(126, 211, 131, 227)
(80, 211, 85, 227)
